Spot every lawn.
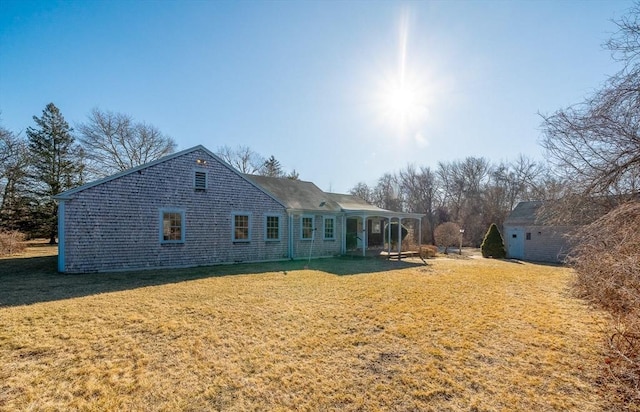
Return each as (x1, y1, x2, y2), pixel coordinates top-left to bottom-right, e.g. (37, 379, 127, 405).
(0, 245, 609, 411)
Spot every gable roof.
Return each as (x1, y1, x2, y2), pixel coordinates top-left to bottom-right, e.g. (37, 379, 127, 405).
(53, 145, 285, 208)
(503, 201, 545, 226)
(243, 175, 342, 213)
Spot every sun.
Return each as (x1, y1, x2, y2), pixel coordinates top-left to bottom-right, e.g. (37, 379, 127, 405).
(374, 9, 429, 134)
(379, 78, 427, 130)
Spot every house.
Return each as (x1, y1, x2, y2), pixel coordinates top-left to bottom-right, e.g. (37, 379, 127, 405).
(55, 145, 422, 273)
(503, 201, 576, 263)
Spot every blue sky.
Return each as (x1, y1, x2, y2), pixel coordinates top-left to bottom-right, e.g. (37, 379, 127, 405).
(0, 0, 633, 193)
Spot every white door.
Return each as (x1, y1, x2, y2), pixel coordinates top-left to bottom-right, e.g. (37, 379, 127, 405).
(506, 227, 524, 259)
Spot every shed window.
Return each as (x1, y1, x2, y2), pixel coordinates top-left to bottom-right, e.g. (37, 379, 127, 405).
(526, 232, 531, 240)
(194, 171, 207, 191)
(160, 210, 185, 243)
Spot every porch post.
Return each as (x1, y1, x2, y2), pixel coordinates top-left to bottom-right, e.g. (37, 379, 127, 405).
(362, 214, 367, 257)
(341, 214, 346, 254)
(418, 217, 422, 250)
(397, 217, 402, 258)
(387, 217, 391, 255)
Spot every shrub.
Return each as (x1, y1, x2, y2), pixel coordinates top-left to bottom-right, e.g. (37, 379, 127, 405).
(418, 244, 438, 259)
(0, 230, 26, 256)
(480, 224, 506, 258)
(568, 201, 640, 406)
(434, 222, 461, 254)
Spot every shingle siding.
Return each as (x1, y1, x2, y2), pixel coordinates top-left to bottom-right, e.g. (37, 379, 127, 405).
(290, 214, 343, 259)
(504, 224, 575, 263)
(62, 149, 288, 273)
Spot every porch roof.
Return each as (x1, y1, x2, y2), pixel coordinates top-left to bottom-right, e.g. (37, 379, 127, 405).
(326, 193, 424, 220)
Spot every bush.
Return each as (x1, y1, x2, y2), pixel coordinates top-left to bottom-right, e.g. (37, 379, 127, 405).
(0, 230, 26, 256)
(480, 224, 506, 258)
(568, 201, 640, 406)
(418, 244, 438, 259)
(434, 222, 461, 254)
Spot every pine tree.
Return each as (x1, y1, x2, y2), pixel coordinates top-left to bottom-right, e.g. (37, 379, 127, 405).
(261, 155, 283, 177)
(480, 223, 506, 258)
(26, 103, 84, 243)
(286, 169, 300, 180)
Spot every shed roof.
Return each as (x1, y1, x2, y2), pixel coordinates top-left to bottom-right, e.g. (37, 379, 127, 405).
(504, 201, 546, 226)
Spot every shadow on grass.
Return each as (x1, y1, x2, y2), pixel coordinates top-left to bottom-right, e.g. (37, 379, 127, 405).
(0, 254, 426, 307)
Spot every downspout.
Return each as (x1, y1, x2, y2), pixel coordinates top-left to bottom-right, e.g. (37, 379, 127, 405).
(57, 200, 65, 273)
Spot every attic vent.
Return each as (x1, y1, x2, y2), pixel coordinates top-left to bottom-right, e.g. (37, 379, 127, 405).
(194, 171, 207, 191)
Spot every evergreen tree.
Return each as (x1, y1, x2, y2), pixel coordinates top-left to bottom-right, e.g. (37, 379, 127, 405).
(286, 169, 300, 180)
(480, 223, 506, 258)
(261, 155, 283, 177)
(26, 103, 84, 243)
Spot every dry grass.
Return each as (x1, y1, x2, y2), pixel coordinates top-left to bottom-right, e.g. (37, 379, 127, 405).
(0, 247, 610, 411)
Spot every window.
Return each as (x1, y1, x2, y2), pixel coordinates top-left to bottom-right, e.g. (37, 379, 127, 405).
(301, 216, 314, 240)
(232, 213, 251, 242)
(194, 170, 207, 191)
(526, 232, 531, 240)
(323, 217, 335, 240)
(265, 215, 280, 241)
(160, 210, 185, 243)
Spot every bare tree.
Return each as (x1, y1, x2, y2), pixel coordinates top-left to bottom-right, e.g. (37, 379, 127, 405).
(372, 173, 402, 211)
(399, 164, 438, 243)
(540, 7, 640, 406)
(483, 155, 547, 229)
(78, 108, 176, 177)
(0, 125, 30, 230)
(349, 182, 374, 203)
(437, 157, 491, 246)
(541, 6, 640, 204)
(216, 145, 265, 174)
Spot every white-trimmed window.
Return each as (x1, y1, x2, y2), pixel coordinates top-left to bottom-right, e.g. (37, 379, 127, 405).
(301, 215, 314, 240)
(160, 209, 185, 243)
(194, 169, 207, 191)
(232, 212, 251, 242)
(265, 214, 280, 241)
(323, 216, 335, 240)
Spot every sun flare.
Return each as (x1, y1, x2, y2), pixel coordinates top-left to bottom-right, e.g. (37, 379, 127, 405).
(375, 9, 429, 134)
(379, 79, 427, 129)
